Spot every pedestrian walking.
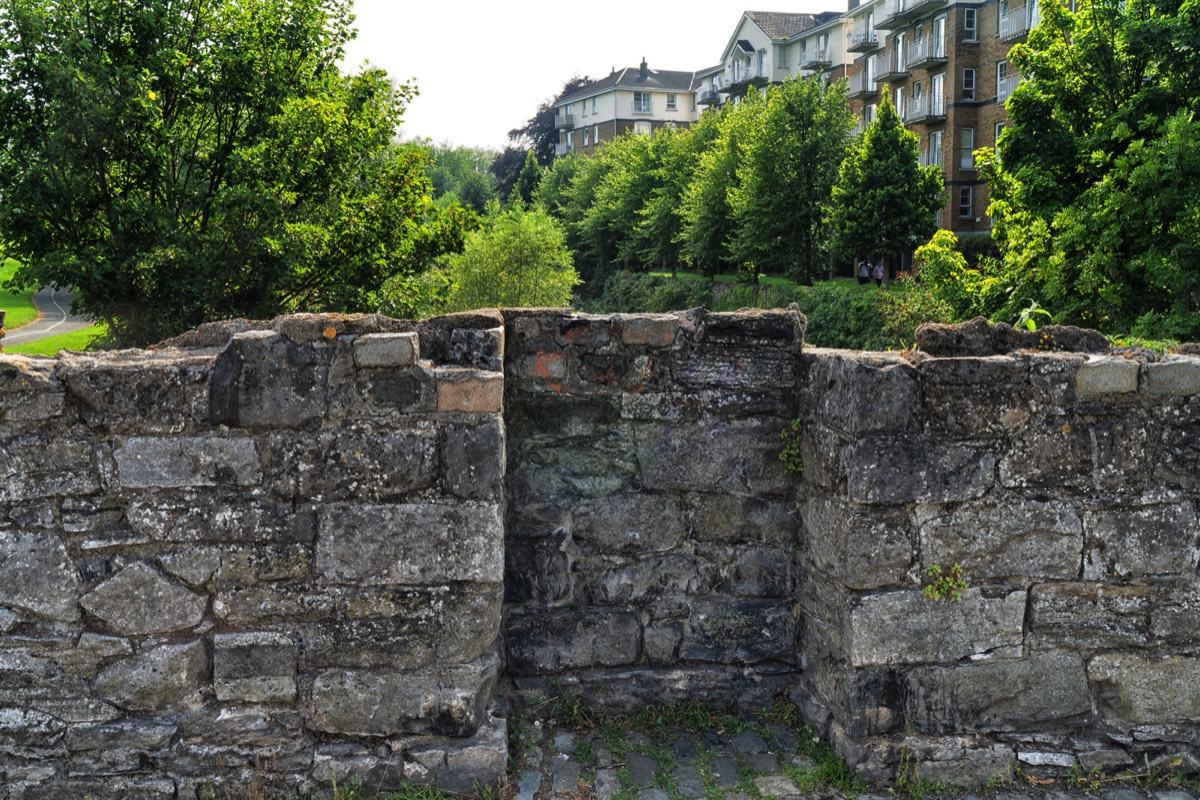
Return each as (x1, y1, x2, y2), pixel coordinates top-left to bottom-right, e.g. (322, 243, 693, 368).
(873, 261, 885, 288)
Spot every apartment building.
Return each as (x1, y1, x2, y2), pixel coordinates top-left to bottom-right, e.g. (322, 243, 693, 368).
(554, 61, 700, 157)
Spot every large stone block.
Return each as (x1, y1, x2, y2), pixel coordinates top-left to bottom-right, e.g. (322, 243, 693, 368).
(849, 590, 1026, 666)
(804, 493, 914, 589)
(0, 530, 80, 623)
(436, 369, 503, 413)
(634, 419, 792, 496)
(80, 561, 206, 635)
(209, 330, 332, 428)
(1083, 502, 1199, 578)
(353, 332, 418, 369)
(0, 435, 99, 501)
(844, 441, 996, 505)
(676, 346, 796, 391)
(617, 314, 679, 348)
(504, 536, 570, 605)
(440, 421, 505, 500)
(573, 554, 706, 605)
(1075, 357, 1139, 397)
(402, 709, 508, 793)
(1145, 357, 1200, 396)
(307, 654, 497, 737)
(129, 496, 316, 545)
(113, 435, 260, 488)
(1029, 582, 1156, 649)
(0, 357, 66, 423)
(916, 501, 1083, 581)
(58, 351, 211, 434)
(213, 631, 298, 704)
(805, 353, 920, 436)
(506, 610, 641, 674)
(999, 416, 1093, 491)
(316, 502, 503, 585)
(1089, 654, 1200, 725)
(904, 652, 1092, 734)
(680, 598, 798, 665)
(691, 494, 797, 545)
(92, 640, 209, 712)
(571, 493, 685, 554)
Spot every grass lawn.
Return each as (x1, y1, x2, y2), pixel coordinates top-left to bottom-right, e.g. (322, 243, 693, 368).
(0, 258, 37, 329)
(5, 324, 108, 356)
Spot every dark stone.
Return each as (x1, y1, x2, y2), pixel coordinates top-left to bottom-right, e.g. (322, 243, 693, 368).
(916, 318, 1109, 356)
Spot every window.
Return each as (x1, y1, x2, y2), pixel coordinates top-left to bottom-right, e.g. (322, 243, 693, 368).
(633, 91, 651, 114)
(592, 97, 598, 114)
(584, 127, 590, 146)
(998, 0, 1009, 33)
(582, 99, 589, 118)
(758, 49, 766, 76)
(633, 121, 652, 135)
(959, 185, 974, 218)
(894, 86, 904, 118)
(963, 8, 978, 40)
(929, 130, 944, 167)
(865, 103, 876, 125)
(931, 72, 945, 115)
(962, 68, 976, 101)
(778, 45, 788, 68)
(894, 32, 905, 69)
(995, 122, 1007, 154)
(997, 60, 1014, 102)
(594, 124, 600, 143)
(667, 93, 677, 111)
(960, 127, 975, 169)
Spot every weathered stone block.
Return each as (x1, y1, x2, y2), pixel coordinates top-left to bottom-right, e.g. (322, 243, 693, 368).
(1083, 502, 1199, 577)
(916, 501, 1083, 581)
(697, 544, 795, 598)
(635, 419, 792, 496)
(849, 590, 1026, 666)
(844, 442, 996, 504)
(574, 554, 705, 604)
(129, 496, 316, 544)
(999, 416, 1093, 490)
(307, 654, 497, 737)
(210, 330, 332, 428)
(80, 562, 206, 635)
(504, 536, 570, 605)
(696, 309, 801, 348)
(113, 435, 260, 488)
(804, 493, 914, 589)
(506, 610, 641, 674)
(58, 351, 212, 434)
(1145, 357, 1200, 396)
(436, 369, 503, 413)
(1030, 582, 1155, 649)
(1089, 654, 1200, 725)
(692, 494, 797, 545)
(213, 632, 298, 703)
(0, 707, 67, 746)
(316, 502, 503, 585)
(449, 327, 504, 371)
(92, 640, 209, 712)
(1076, 357, 1139, 397)
(0, 434, 99, 500)
(904, 652, 1092, 734)
(679, 598, 797, 665)
(0, 357, 66, 423)
(353, 332, 418, 369)
(618, 314, 679, 348)
(440, 421, 504, 500)
(0, 530, 80, 623)
(572, 493, 684, 554)
(677, 346, 796, 391)
(806, 353, 920, 436)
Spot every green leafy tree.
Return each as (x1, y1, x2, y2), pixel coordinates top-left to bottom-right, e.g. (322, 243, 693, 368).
(534, 152, 584, 220)
(441, 203, 578, 311)
(512, 149, 545, 207)
(0, 0, 460, 345)
(581, 133, 659, 267)
(425, 144, 499, 215)
(730, 77, 856, 283)
(829, 96, 944, 281)
(984, 0, 1200, 336)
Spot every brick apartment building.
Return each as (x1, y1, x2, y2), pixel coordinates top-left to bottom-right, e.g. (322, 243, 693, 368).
(554, 2, 1037, 238)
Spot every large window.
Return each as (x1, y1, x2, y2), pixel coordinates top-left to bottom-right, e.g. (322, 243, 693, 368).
(962, 68, 976, 101)
(963, 7, 978, 40)
(633, 92, 652, 114)
(929, 130, 944, 167)
(960, 128, 975, 169)
(584, 127, 590, 146)
(778, 45, 788, 68)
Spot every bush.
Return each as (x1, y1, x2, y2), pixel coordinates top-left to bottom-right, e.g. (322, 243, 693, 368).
(584, 271, 712, 313)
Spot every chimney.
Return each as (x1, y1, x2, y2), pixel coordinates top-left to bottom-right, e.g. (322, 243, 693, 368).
(640, 58, 648, 80)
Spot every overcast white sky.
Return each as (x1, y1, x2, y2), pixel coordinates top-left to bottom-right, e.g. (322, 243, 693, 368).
(341, 0, 839, 152)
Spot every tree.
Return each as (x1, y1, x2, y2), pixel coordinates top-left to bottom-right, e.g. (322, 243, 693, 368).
(632, 121, 719, 273)
(425, 144, 499, 215)
(981, 0, 1200, 336)
(512, 149, 544, 207)
(441, 203, 578, 311)
(0, 0, 462, 345)
(508, 75, 592, 166)
(730, 77, 856, 284)
(829, 96, 944, 280)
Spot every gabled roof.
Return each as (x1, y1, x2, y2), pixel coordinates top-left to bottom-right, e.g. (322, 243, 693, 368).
(557, 66, 698, 105)
(744, 10, 824, 39)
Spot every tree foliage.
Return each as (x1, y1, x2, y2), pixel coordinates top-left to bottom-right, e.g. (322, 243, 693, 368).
(829, 96, 944, 271)
(425, 144, 498, 215)
(730, 76, 856, 283)
(984, 0, 1200, 336)
(508, 75, 592, 166)
(0, 0, 462, 344)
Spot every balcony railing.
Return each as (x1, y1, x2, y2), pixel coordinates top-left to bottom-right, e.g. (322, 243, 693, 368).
(554, 113, 574, 130)
(880, 0, 950, 27)
(698, 89, 721, 106)
(997, 71, 1021, 103)
(919, 150, 944, 169)
(801, 50, 833, 70)
(999, 4, 1038, 40)
(555, 142, 570, 156)
(847, 70, 879, 98)
(632, 100, 653, 115)
(904, 93, 947, 122)
(905, 38, 947, 69)
(848, 27, 879, 52)
(874, 51, 910, 83)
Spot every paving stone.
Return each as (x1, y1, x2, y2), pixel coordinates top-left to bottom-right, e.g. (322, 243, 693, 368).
(553, 732, 576, 753)
(731, 729, 771, 753)
(1153, 792, 1197, 800)
(710, 756, 742, 788)
(754, 774, 800, 799)
(673, 763, 707, 798)
(1105, 790, 1147, 800)
(667, 733, 697, 760)
(641, 790, 671, 800)
(743, 751, 780, 773)
(550, 754, 581, 797)
(766, 724, 800, 753)
(515, 769, 542, 800)
(701, 729, 736, 756)
(627, 751, 660, 785)
(595, 768, 622, 800)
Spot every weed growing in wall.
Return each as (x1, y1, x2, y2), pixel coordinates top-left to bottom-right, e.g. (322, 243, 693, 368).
(778, 420, 804, 475)
(922, 563, 968, 603)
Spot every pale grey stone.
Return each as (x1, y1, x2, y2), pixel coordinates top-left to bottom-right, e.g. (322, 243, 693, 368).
(917, 501, 1083, 580)
(80, 562, 206, 635)
(754, 775, 801, 798)
(113, 435, 260, 488)
(0, 529, 80, 622)
(1146, 358, 1200, 396)
(849, 589, 1026, 666)
(1084, 503, 1200, 577)
(1018, 751, 1077, 767)
(213, 631, 298, 704)
(618, 314, 679, 348)
(0, 706, 66, 745)
(158, 547, 222, 587)
(1089, 654, 1200, 725)
(353, 332, 418, 369)
(92, 640, 210, 712)
(1076, 357, 1139, 396)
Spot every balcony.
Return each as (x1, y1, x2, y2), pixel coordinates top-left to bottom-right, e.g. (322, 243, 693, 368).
(555, 142, 571, 156)
(904, 93, 947, 123)
(847, 70, 879, 99)
(698, 88, 722, 106)
(800, 50, 833, 71)
(725, 69, 770, 93)
(880, 0, 950, 27)
(847, 28, 879, 52)
(997, 71, 1021, 103)
(906, 38, 947, 70)
(919, 150, 944, 169)
(874, 53, 909, 83)
(999, 6, 1037, 41)
(554, 113, 574, 130)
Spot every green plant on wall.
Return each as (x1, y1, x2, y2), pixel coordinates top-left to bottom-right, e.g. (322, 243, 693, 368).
(779, 420, 804, 474)
(922, 563, 967, 602)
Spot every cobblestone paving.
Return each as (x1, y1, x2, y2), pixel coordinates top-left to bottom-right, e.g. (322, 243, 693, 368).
(511, 717, 1199, 800)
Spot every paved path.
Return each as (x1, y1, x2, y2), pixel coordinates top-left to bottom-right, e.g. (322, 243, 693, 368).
(514, 716, 1199, 800)
(3, 285, 93, 345)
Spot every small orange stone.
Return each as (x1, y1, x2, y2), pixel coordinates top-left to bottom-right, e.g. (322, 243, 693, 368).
(1061, 422, 1072, 434)
(322, 326, 338, 340)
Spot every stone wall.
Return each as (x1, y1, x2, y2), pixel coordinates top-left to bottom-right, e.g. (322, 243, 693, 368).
(796, 346, 1200, 782)
(0, 313, 508, 797)
(1, 308, 1198, 792)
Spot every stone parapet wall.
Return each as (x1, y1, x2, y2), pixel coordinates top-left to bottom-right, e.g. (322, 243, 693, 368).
(503, 308, 806, 710)
(796, 348, 1200, 782)
(1, 309, 1199, 792)
(0, 313, 508, 797)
